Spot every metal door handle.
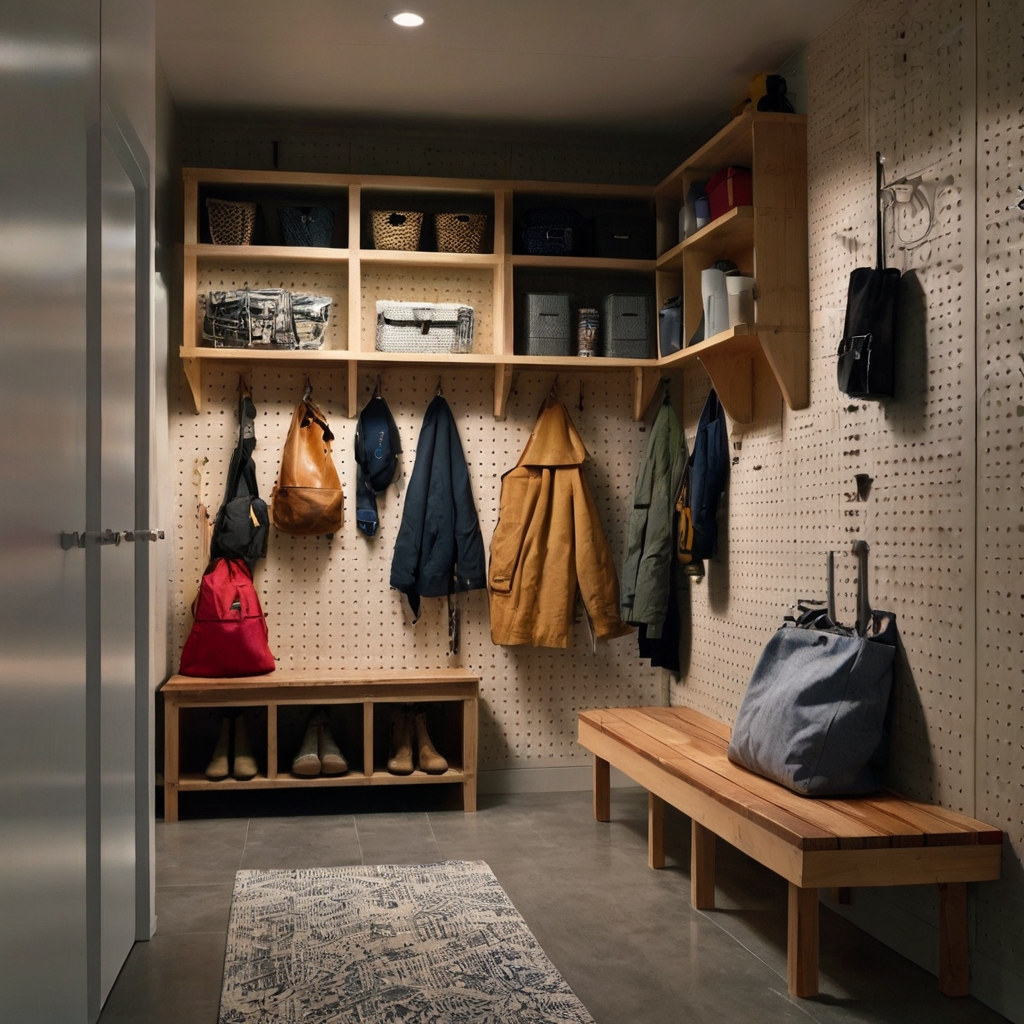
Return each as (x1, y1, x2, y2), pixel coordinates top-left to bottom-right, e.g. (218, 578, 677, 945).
(123, 530, 166, 542)
(97, 529, 121, 546)
(60, 531, 85, 550)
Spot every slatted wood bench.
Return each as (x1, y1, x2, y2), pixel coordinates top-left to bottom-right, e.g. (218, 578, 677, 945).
(578, 706, 1002, 999)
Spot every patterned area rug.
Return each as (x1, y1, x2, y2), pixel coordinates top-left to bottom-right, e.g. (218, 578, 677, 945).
(219, 860, 595, 1023)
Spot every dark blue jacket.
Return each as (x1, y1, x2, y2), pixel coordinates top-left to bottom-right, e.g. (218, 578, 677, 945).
(390, 396, 487, 618)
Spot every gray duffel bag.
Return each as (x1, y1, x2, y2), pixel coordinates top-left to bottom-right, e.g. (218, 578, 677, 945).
(727, 605, 899, 797)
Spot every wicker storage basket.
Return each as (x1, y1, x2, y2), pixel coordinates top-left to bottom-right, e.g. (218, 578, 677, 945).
(370, 210, 423, 250)
(206, 199, 257, 246)
(435, 212, 487, 253)
(375, 301, 474, 354)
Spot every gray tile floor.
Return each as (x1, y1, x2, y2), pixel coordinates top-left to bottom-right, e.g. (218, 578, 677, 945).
(98, 788, 1008, 1024)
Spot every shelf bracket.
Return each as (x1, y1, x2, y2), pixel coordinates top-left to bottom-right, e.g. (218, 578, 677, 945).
(757, 328, 809, 412)
(632, 366, 663, 422)
(698, 351, 754, 424)
(182, 356, 202, 412)
(494, 363, 517, 421)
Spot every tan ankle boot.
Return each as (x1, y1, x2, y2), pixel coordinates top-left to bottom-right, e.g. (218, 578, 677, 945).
(232, 715, 258, 780)
(387, 708, 414, 775)
(205, 717, 231, 780)
(414, 710, 448, 774)
(318, 714, 348, 775)
(292, 715, 321, 776)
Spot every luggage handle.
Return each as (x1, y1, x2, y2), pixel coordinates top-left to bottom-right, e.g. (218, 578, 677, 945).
(853, 540, 871, 637)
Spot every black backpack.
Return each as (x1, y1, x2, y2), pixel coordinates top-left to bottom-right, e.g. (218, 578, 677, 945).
(837, 154, 901, 399)
(209, 387, 269, 571)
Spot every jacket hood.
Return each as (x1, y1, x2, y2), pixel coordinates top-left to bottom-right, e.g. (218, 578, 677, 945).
(517, 398, 588, 468)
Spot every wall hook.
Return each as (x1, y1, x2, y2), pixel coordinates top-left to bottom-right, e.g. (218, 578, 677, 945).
(302, 376, 313, 403)
(549, 375, 559, 400)
(373, 374, 383, 398)
(435, 377, 444, 396)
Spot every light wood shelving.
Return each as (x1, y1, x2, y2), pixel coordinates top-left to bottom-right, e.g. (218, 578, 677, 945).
(181, 116, 807, 425)
(654, 111, 809, 422)
(161, 669, 479, 821)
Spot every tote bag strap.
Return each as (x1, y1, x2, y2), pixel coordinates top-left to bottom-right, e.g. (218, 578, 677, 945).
(220, 390, 259, 505)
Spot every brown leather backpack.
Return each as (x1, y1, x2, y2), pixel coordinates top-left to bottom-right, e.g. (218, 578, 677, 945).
(271, 392, 343, 535)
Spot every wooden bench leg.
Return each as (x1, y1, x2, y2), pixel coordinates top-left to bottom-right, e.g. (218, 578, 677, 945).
(593, 755, 610, 822)
(788, 884, 819, 997)
(939, 882, 969, 997)
(648, 793, 665, 869)
(691, 821, 716, 910)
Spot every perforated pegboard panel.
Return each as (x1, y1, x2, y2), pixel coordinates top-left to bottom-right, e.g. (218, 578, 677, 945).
(973, 0, 1024, 982)
(196, 260, 349, 350)
(671, 0, 978, 819)
(169, 363, 663, 771)
(180, 123, 684, 187)
(359, 267, 494, 354)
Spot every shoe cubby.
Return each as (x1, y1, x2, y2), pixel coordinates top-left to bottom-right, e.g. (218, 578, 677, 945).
(275, 702, 362, 780)
(371, 700, 464, 779)
(161, 670, 479, 820)
(176, 705, 268, 784)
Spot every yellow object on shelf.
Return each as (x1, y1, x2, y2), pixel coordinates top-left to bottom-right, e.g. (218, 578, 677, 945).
(731, 73, 769, 119)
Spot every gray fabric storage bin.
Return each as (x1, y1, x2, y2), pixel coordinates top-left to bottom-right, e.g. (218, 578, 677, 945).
(603, 294, 654, 359)
(522, 293, 572, 356)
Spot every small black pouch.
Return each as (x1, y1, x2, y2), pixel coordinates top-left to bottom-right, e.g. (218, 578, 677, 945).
(837, 154, 901, 399)
(837, 266, 901, 398)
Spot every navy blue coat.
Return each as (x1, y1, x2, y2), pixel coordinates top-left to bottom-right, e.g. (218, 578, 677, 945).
(390, 396, 487, 618)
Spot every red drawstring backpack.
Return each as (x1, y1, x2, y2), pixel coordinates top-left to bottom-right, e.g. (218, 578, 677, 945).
(179, 558, 275, 677)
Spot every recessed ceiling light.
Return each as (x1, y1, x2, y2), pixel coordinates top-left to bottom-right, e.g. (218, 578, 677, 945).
(388, 11, 424, 27)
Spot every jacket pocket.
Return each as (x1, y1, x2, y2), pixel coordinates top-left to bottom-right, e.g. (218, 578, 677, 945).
(489, 473, 530, 593)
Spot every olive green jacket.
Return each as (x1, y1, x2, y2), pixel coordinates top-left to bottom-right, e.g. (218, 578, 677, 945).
(620, 397, 687, 638)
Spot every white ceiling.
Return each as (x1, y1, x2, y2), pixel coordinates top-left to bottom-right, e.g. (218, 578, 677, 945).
(158, 0, 853, 135)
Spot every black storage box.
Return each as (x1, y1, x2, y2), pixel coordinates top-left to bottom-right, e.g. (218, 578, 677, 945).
(593, 212, 655, 260)
(602, 294, 654, 359)
(522, 207, 583, 256)
(522, 293, 572, 355)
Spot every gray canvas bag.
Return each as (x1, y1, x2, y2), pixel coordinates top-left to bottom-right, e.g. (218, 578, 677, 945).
(727, 606, 899, 796)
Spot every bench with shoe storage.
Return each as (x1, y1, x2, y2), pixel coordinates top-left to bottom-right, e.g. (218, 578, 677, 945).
(161, 669, 479, 821)
(578, 706, 1002, 999)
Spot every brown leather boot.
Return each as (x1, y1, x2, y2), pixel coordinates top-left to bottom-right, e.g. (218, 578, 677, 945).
(232, 715, 258, 780)
(387, 708, 414, 775)
(205, 717, 231, 780)
(318, 714, 348, 775)
(414, 709, 448, 774)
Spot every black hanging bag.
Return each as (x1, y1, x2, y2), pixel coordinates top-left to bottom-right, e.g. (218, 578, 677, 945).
(838, 154, 901, 399)
(209, 387, 270, 571)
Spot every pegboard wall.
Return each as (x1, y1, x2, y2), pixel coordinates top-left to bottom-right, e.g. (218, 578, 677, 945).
(170, 363, 664, 773)
(179, 121, 686, 187)
(974, 0, 1024, 992)
(670, 0, 1024, 1013)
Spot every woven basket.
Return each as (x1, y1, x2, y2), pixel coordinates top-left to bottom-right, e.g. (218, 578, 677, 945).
(375, 300, 474, 354)
(207, 199, 256, 246)
(370, 210, 423, 250)
(435, 212, 487, 253)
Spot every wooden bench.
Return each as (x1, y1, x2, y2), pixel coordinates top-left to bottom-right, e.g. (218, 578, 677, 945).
(578, 706, 1002, 999)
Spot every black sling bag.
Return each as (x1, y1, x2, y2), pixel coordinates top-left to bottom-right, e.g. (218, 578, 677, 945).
(837, 154, 901, 399)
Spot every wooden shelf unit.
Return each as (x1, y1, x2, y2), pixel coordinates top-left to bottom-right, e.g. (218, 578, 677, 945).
(161, 669, 479, 821)
(654, 111, 809, 422)
(182, 120, 807, 425)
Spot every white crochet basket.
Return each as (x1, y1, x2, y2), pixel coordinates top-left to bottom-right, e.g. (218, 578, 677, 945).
(375, 300, 475, 354)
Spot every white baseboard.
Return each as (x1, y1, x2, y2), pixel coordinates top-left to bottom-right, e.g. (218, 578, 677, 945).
(822, 887, 1024, 1023)
(477, 764, 638, 795)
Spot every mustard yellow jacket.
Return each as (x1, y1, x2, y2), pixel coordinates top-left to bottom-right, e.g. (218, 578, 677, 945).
(488, 399, 632, 648)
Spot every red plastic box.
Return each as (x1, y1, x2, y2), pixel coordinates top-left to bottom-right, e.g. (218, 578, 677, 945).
(707, 166, 753, 221)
